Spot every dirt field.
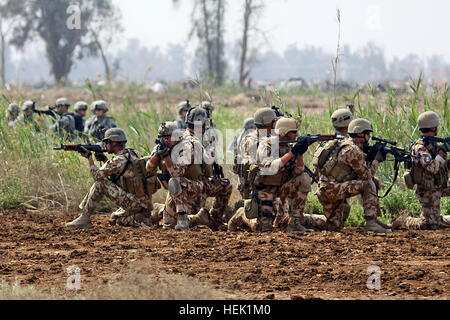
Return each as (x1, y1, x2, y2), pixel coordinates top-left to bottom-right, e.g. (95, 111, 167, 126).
(0, 209, 448, 300)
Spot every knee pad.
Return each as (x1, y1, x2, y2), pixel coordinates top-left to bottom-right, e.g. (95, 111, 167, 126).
(168, 177, 182, 196)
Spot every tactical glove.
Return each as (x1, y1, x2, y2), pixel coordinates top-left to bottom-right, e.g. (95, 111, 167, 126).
(78, 147, 92, 159)
(95, 153, 108, 162)
(156, 143, 170, 159)
(291, 139, 309, 156)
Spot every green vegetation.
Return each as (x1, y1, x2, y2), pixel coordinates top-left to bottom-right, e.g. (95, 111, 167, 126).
(0, 78, 449, 223)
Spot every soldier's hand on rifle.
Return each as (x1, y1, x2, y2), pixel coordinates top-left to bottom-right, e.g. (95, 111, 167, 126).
(95, 153, 108, 162)
(78, 147, 92, 159)
(374, 148, 387, 163)
(156, 143, 170, 159)
(291, 139, 309, 156)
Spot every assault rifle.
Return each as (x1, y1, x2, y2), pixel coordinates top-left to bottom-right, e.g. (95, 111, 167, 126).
(280, 134, 344, 146)
(31, 102, 57, 119)
(422, 136, 450, 151)
(54, 144, 106, 154)
(365, 137, 420, 198)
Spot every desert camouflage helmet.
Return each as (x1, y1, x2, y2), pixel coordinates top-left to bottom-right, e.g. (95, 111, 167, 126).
(254, 107, 277, 127)
(186, 107, 208, 125)
(74, 101, 88, 112)
(158, 121, 178, 138)
(243, 117, 256, 130)
(348, 118, 374, 134)
(7, 103, 20, 114)
(56, 97, 70, 108)
(103, 128, 127, 143)
(21, 100, 34, 111)
(275, 117, 298, 136)
(91, 100, 109, 112)
(177, 100, 191, 114)
(331, 108, 353, 129)
(418, 111, 440, 129)
(201, 101, 214, 113)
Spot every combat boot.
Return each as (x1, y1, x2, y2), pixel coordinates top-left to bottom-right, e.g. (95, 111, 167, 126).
(365, 219, 392, 234)
(175, 213, 190, 231)
(286, 217, 315, 233)
(66, 212, 93, 229)
(440, 215, 450, 228)
(228, 207, 245, 232)
(190, 208, 215, 230)
(151, 203, 164, 224)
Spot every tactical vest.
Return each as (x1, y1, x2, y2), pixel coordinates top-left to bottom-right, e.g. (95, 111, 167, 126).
(254, 139, 295, 186)
(409, 139, 448, 189)
(112, 149, 160, 197)
(180, 140, 214, 180)
(315, 139, 357, 182)
(313, 139, 341, 174)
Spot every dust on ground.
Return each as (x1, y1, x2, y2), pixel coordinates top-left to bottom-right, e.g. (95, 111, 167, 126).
(0, 209, 448, 300)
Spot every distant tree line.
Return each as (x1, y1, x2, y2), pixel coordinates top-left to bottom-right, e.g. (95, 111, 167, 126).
(2, 0, 450, 86)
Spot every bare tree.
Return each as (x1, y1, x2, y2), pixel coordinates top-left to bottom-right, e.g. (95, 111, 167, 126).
(238, 0, 264, 87)
(84, 1, 123, 82)
(0, 0, 19, 87)
(175, 0, 227, 86)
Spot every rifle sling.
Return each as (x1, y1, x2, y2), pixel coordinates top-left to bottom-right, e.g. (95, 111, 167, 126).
(378, 159, 400, 199)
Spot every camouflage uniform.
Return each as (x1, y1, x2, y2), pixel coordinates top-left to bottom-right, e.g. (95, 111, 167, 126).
(84, 115, 117, 141)
(146, 144, 204, 228)
(395, 138, 449, 229)
(164, 129, 232, 229)
(229, 134, 313, 232)
(233, 129, 258, 199)
(79, 149, 155, 227)
(316, 138, 381, 230)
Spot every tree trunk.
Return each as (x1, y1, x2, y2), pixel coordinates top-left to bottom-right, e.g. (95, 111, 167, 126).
(239, 0, 251, 87)
(93, 31, 111, 81)
(201, 0, 213, 77)
(215, 0, 224, 86)
(0, 30, 5, 88)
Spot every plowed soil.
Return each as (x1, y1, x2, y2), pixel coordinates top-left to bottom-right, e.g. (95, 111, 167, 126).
(0, 209, 448, 300)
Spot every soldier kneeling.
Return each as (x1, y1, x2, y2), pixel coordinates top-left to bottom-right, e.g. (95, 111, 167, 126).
(66, 128, 159, 229)
(228, 117, 314, 233)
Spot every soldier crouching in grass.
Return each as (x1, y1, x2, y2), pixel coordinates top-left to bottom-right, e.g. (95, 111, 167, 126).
(65, 128, 160, 229)
(393, 111, 450, 230)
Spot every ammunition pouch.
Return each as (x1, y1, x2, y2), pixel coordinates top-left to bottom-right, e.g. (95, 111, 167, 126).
(244, 198, 259, 219)
(313, 140, 340, 173)
(247, 164, 260, 186)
